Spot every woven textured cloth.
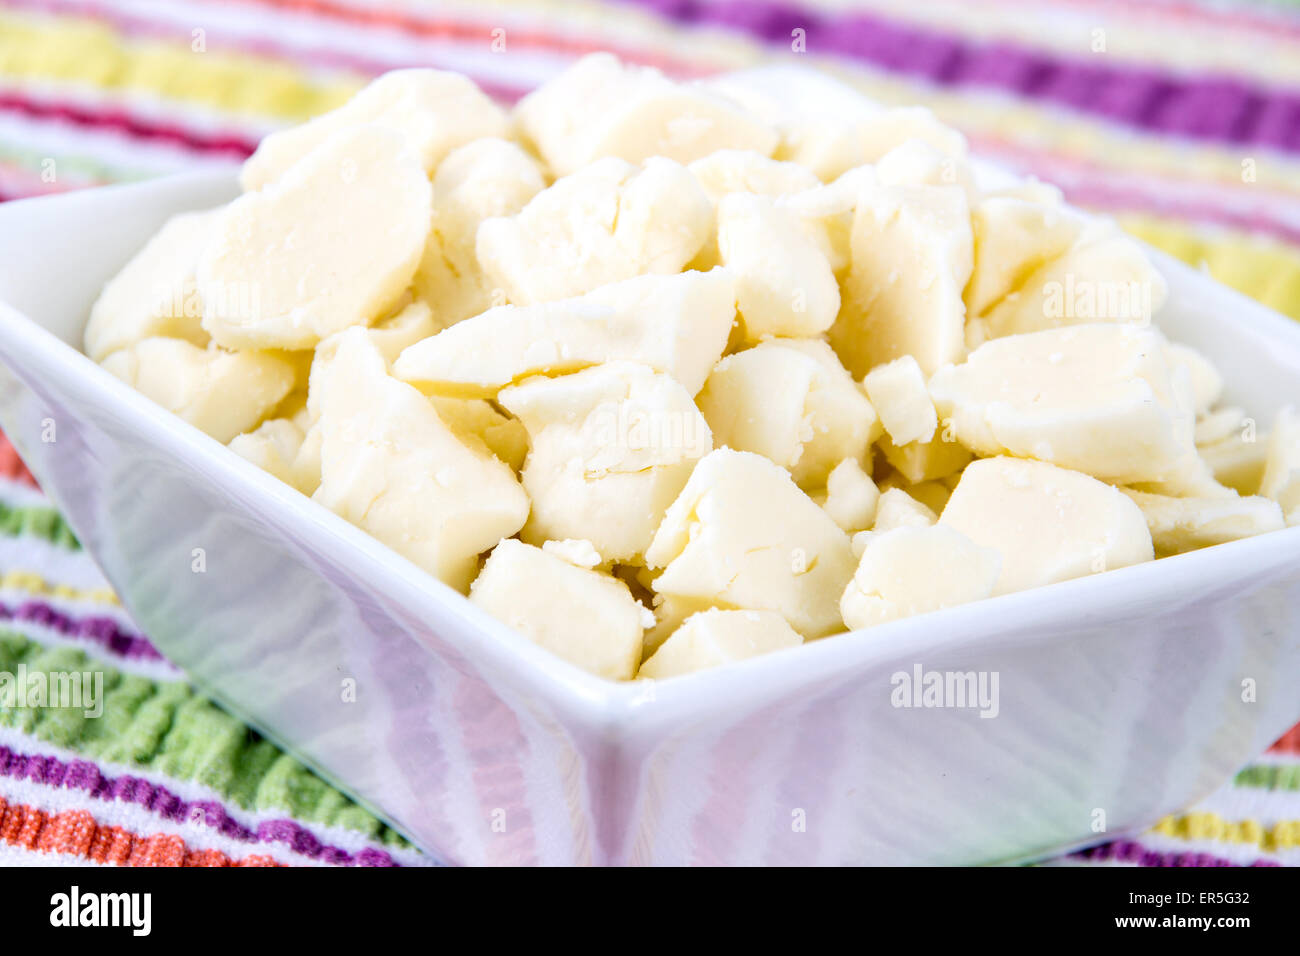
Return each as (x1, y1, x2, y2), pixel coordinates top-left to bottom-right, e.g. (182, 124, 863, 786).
(0, 0, 1298, 866)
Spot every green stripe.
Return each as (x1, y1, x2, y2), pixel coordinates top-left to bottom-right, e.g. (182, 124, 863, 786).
(0, 631, 409, 849)
(0, 500, 80, 550)
(1234, 763, 1300, 792)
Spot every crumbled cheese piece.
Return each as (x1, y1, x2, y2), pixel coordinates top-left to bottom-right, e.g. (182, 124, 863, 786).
(470, 539, 644, 680)
(84, 209, 217, 361)
(839, 525, 1000, 631)
(644, 449, 857, 638)
(929, 324, 1197, 484)
(639, 609, 801, 679)
(476, 156, 712, 306)
(498, 361, 712, 563)
(101, 338, 295, 443)
(393, 269, 736, 398)
(940, 457, 1153, 595)
(240, 69, 508, 190)
(515, 53, 778, 177)
(200, 126, 431, 350)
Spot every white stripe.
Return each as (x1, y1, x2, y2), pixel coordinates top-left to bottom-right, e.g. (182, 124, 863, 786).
(0, 535, 112, 595)
(0, 476, 49, 509)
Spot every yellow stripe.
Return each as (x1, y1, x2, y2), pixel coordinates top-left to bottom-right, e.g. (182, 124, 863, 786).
(1153, 811, 1300, 852)
(1119, 214, 1300, 321)
(0, 10, 360, 122)
(0, 569, 118, 607)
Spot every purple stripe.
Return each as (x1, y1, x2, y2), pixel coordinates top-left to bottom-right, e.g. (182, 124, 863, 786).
(0, 744, 406, 866)
(1074, 838, 1281, 867)
(0, 600, 164, 662)
(624, 0, 1300, 153)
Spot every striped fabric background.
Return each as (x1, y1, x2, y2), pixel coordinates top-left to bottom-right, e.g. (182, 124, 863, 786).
(0, 0, 1298, 866)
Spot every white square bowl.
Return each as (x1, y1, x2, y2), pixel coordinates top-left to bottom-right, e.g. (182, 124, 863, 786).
(2, 147, 1300, 867)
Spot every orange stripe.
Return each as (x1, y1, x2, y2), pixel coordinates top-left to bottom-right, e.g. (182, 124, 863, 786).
(0, 796, 285, 867)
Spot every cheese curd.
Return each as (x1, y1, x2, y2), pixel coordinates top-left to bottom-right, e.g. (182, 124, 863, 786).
(88, 55, 1297, 681)
(981, 221, 1168, 339)
(1122, 490, 1285, 555)
(393, 270, 736, 398)
(645, 449, 857, 638)
(717, 192, 840, 341)
(85, 209, 216, 361)
(696, 339, 880, 489)
(498, 362, 712, 563)
(313, 329, 529, 591)
(102, 338, 295, 444)
(940, 457, 1154, 595)
(863, 355, 938, 446)
(929, 324, 1197, 485)
(839, 525, 1000, 631)
(639, 609, 802, 679)
(471, 539, 644, 680)
(200, 125, 432, 350)
(818, 458, 880, 533)
(831, 182, 973, 378)
(1261, 405, 1300, 524)
(476, 156, 712, 306)
(872, 487, 938, 532)
(515, 53, 778, 177)
(240, 68, 509, 190)
(412, 138, 547, 327)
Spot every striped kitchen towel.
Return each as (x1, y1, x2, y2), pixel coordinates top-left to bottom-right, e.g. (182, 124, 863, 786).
(0, 0, 1298, 866)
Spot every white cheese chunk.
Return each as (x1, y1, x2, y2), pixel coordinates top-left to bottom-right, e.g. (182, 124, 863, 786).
(1201, 433, 1270, 496)
(498, 362, 712, 563)
(687, 150, 821, 205)
(929, 324, 1197, 484)
(1196, 407, 1248, 447)
(819, 458, 880, 533)
(470, 539, 644, 680)
(84, 209, 217, 361)
(878, 433, 972, 485)
(200, 125, 431, 350)
(940, 457, 1154, 595)
(1122, 490, 1285, 555)
(863, 355, 938, 446)
(101, 337, 295, 444)
(839, 525, 1000, 631)
(541, 538, 605, 569)
(1260, 405, 1300, 522)
(872, 487, 938, 532)
(429, 397, 528, 472)
(644, 449, 857, 638)
(639, 609, 801, 679)
(831, 182, 973, 378)
(695, 339, 880, 489)
(716, 192, 839, 341)
(412, 138, 547, 328)
(515, 53, 778, 177)
(476, 156, 712, 306)
(229, 418, 305, 488)
(240, 69, 508, 190)
(964, 193, 1085, 318)
(312, 328, 528, 591)
(306, 300, 437, 422)
(393, 269, 735, 397)
(1165, 342, 1223, 416)
(981, 221, 1168, 338)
